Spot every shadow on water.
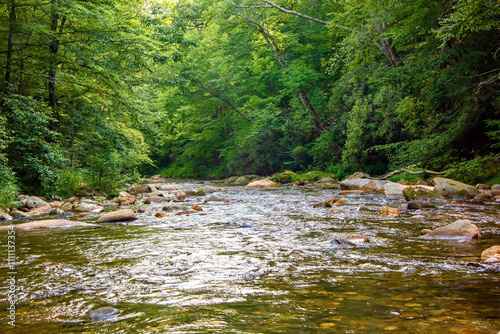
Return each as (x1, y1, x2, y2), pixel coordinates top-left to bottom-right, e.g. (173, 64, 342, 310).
(1, 182, 499, 333)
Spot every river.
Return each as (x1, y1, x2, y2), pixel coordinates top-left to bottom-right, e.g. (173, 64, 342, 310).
(1, 181, 499, 333)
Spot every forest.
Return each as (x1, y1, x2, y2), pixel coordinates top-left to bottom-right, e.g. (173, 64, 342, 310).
(1, 0, 499, 201)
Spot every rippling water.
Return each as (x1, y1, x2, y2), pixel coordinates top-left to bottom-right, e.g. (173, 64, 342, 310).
(1, 182, 500, 333)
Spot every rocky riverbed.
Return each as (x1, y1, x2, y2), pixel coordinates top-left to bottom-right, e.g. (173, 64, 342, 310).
(0, 175, 499, 332)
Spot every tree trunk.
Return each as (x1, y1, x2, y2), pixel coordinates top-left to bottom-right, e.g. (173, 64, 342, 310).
(48, 0, 59, 111)
(4, 0, 16, 92)
(235, 11, 340, 153)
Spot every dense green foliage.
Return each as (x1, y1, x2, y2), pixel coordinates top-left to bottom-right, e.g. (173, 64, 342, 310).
(1, 0, 499, 201)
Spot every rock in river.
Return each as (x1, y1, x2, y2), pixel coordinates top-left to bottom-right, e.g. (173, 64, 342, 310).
(432, 177, 478, 199)
(420, 219, 481, 239)
(407, 200, 436, 210)
(481, 245, 500, 263)
(378, 206, 400, 217)
(96, 209, 138, 223)
(117, 191, 135, 206)
(340, 178, 391, 191)
(0, 219, 95, 231)
(85, 307, 119, 321)
(246, 179, 279, 189)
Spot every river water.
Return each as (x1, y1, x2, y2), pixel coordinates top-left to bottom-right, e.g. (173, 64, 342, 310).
(1, 181, 499, 333)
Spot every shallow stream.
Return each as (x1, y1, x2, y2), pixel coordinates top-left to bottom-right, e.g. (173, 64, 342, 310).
(1, 181, 500, 333)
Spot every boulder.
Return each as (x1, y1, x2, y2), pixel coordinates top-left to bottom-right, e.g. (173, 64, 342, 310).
(155, 212, 168, 217)
(170, 190, 187, 201)
(317, 177, 336, 183)
(60, 202, 75, 212)
(481, 245, 500, 263)
(148, 175, 167, 184)
(227, 176, 239, 183)
(273, 171, 297, 184)
(85, 307, 119, 321)
(0, 219, 95, 231)
(50, 208, 64, 215)
(235, 176, 249, 184)
(96, 209, 137, 223)
(348, 172, 371, 180)
(10, 210, 30, 219)
(0, 212, 13, 220)
(407, 200, 436, 210)
(128, 184, 154, 195)
(361, 181, 380, 193)
(377, 206, 400, 217)
(420, 219, 481, 239)
(432, 177, 478, 199)
(340, 179, 390, 191)
(74, 202, 103, 213)
(117, 191, 135, 206)
(49, 201, 63, 208)
(246, 179, 279, 189)
(29, 205, 53, 215)
(475, 193, 492, 200)
(402, 185, 441, 201)
(476, 183, 490, 190)
(383, 182, 408, 197)
(492, 184, 500, 190)
(191, 204, 203, 211)
(144, 196, 171, 204)
(64, 196, 79, 203)
(25, 196, 49, 209)
(200, 186, 218, 193)
(9, 201, 24, 209)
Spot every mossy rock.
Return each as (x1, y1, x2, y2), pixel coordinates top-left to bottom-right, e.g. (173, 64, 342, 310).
(9, 201, 24, 209)
(402, 186, 442, 201)
(194, 188, 206, 196)
(272, 170, 298, 184)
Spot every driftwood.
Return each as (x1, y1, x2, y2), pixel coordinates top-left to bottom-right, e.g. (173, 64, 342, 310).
(377, 168, 443, 180)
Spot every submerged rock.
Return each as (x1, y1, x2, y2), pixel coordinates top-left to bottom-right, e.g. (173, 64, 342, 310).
(420, 219, 481, 239)
(378, 206, 400, 217)
(481, 246, 500, 263)
(0, 219, 95, 231)
(96, 209, 138, 223)
(85, 307, 119, 321)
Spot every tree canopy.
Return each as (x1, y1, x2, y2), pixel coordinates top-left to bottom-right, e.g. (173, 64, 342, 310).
(1, 0, 499, 200)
